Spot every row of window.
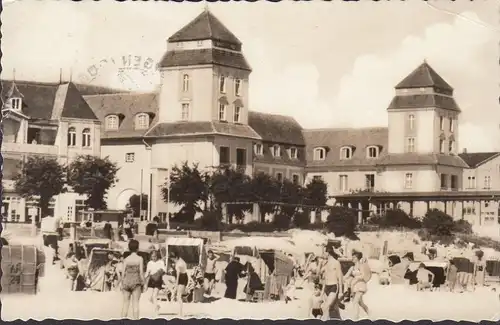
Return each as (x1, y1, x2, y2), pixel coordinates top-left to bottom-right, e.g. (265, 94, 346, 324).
(219, 146, 246, 166)
(254, 144, 299, 159)
(67, 127, 92, 148)
(440, 174, 459, 190)
(181, 74, 243, 97)
(105, 113, 150, 131)
(467, 176, 492, 190)
(406, 114, 456, 133)
(312, 146, 380, 161)
(439, 139, 456, 154)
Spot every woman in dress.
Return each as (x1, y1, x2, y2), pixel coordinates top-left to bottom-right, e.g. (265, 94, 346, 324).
(145, 250, 166, 312)
(120, 239, 145, 319)
(171, 252, 188, 317)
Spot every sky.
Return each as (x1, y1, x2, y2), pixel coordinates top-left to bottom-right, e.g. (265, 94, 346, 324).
(2, 0, 499, 152)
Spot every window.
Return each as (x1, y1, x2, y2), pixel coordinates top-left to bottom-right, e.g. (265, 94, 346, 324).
(406, 137, 415, 153)
(276, 172, 283, 182)
(450, 119, 454, 133)
(339, 175, 348, 192)
(484, 176, 491, 189)
(367, 146, 379, 158)
(106, 115, 119, 130)
(271, 145, 281, 157)
(467, 176, 476, 189)
(67, 127, 76, 147)
(440, 140, 445, 153)
(218, 103, 227, 121)
(404, 173, 413, 189)
(197, 41, 203, 47)
(11, 98, 21, 110)
(313, 147, 326, 161)
(236, 148, 246, 167)
(313, 176, 323, 182)
(289, 147, 298, 159)
(125, 153, 135, 163)
(235, 79, 242, 96)
(233, 106, 241, 123)
(408, 114, 415, 130)
(440, 174, 448, 189)
(340, 146, 352, 160)
(254, 144, 263, 155)
(448, 141, 455, 154)
(451, 175, 458, 190)
(181, 103, 190, 121)
(136, 113, 149, 129)
(176, 42, 183, 48)
(440, 116, 445, 131)
(182, 74, 189, 92)
(365, 174, 375, 191)
(219, 76, 226, 93)
(219, 146, 230, 165)
(82, 128, 91, 148)
(292, 174, 300, 185)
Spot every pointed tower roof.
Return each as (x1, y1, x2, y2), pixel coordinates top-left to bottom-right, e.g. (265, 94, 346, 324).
(395, 62, 453, 91)
(168, 10, 242, 45)
(7, 82, 24, 99)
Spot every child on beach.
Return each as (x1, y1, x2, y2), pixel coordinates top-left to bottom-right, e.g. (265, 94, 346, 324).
(309, 283, 325, 319)
(416, 263, 434, 291)
(446, 260, 458, 292)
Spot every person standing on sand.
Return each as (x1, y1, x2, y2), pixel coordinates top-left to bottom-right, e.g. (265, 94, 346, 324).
(145, 250, 166, 312)
(224, 256, 245, 299)
(120, 239, 145, 319)
(346, 251, 371, 320)
(446, 259, 458, 292)
(171, 252, 188, 317)
(320, 245, 344, 320)
(474, 250, 486, 288)
(204, 250, 220, 296)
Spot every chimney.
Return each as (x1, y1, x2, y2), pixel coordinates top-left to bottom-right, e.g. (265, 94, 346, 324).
(463, 148, 467, 154)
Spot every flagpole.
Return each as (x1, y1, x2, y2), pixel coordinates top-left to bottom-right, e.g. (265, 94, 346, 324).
(167, 168, 171, 230)
(139, 169, 143, 221)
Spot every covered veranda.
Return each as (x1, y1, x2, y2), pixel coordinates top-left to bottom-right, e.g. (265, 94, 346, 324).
(331, 191, 500, 226)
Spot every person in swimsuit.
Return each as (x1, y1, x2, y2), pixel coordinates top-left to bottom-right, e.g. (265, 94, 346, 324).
(348, 251, 370, 320)
(145, 250, 166, 312)
(321, 245, 343, 320)
(416, 263, 434, 291)
(204, 250, 220, 296)
(171, 252, 188, 317)
(120, 239, 145, 319)
(309, 283, 325, 318)
(447, 259, 458, 292)
(474, 250, 486, 288)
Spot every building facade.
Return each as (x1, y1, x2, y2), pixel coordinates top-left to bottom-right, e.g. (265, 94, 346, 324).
(1, 81, 102, 223)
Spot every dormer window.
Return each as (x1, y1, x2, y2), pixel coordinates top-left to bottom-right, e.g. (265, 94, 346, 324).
(367, 146, 379, 158)
(340, 146, 353, 160)
(254, 144, 263, 155)
(271, 145, 281, 158)
(219, 76, 226, 93)
(105, 115, 119, 130)
(135, 113, 150, 130)
(313, 147, 326, 161)
(11, 98, 21, 110)
(182, 74, 189, 92)
(289, 147, 298, 159)
(235, 79, 242, 96)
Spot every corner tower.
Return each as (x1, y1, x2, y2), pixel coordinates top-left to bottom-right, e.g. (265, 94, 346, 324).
(157, 9, 252, 125)
(387, 61, 461, 155)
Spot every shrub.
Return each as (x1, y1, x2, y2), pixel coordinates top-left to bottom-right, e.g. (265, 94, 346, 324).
(452, 219, 473, 234)
(194, 211, 223, 231)
(422, 209, 454, 237)
(374, 209, 422, 229)
(224, 221, 279, 233)
(292, 210, 311, 229)
(273, 212, 292, 230)
(326, 206, 358, 239)
(417, 228, 455, 246)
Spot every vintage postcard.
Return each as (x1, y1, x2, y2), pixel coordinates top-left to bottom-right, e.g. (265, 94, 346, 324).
(1, 0, 499, 322)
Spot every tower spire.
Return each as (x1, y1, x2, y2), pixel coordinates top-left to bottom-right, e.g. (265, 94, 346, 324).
(59, 68, 63, 84)
(13, 68, 16, 81)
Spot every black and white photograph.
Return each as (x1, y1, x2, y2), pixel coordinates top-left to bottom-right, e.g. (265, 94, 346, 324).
(1, 0, 499, 321)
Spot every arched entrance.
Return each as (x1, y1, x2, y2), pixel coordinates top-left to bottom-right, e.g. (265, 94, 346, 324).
(116, 188, 139, 211)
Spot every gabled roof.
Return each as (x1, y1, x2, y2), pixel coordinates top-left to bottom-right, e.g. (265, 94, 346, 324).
(378, 153, 469, 169)
(159, 48, 251, 71)
(458, 152, 500, 169)
(168, 10, 241, 45)
(84, 93, 159, 139)
(248, 111, 305, 146)
(1, 80, 98, 121)
(395, 62, 453, 91)
(388, 94, 460, 112)
(145, 121, 261, 140)
(303, 127, 388, 169)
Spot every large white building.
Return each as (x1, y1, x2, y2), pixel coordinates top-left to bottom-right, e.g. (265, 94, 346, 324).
(2, 9, 499, 228)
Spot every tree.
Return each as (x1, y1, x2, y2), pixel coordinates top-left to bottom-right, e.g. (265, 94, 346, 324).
(67, 155, 119, 210)
(279, 180, 304, 217)
(326, 206, 358, 239)
(210, 166, 253, 223)
(127, 194, 148, 219)
(163, 162, 209, 223)
(303, 177, 328, 223)
(292, 210, 311, 228)
(376, 209, 422, 229)
(422, 209, 455, 237)
(14, 156, 66, 218)
(250, 173, 282, 222)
